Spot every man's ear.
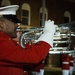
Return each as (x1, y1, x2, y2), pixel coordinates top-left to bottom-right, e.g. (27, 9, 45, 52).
(0, 20, 4, 31)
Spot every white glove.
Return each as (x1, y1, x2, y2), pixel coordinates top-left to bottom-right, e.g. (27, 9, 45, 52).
(37, 20, 57, 47)
(43, 20, 56, 33)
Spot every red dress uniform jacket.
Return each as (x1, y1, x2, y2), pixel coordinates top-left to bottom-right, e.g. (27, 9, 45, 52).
(61, 54, 70, 70)
(0, 32, 50, 75)
(69, 56, 74, 66)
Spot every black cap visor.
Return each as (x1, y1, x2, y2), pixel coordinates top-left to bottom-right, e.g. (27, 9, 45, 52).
(3, 15, 21, 23)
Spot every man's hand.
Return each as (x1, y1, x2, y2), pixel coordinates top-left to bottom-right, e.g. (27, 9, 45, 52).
(13, 32, 22, 42)
(37, 20, 58, 47)
(43, 20, 57, 33)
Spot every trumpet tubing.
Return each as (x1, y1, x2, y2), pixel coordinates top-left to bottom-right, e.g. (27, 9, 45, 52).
(19, 26, 75, 53)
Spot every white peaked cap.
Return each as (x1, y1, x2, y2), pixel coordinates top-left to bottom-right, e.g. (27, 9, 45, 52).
(0, 5, 19, 15)
(0, 5, 21, 23)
